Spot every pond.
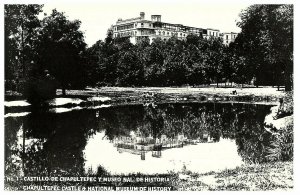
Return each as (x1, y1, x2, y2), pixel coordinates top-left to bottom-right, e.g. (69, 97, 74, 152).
(5, 102, 275, 176)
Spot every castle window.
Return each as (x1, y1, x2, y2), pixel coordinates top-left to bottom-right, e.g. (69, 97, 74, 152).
(226, 35, 228, 40)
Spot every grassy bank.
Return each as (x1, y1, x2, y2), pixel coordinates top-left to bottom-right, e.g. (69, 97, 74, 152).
(174, 161, 293, 191)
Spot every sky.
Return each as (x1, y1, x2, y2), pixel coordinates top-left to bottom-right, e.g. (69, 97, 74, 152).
(39, 0, 252, 47)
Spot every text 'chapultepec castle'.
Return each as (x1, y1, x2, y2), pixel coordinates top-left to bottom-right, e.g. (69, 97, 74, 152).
(112, 12, 237, 45)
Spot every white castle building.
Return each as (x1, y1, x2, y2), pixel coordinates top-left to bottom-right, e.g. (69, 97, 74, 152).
(221, 32, 238, 45)
(112, 12, 237, 44)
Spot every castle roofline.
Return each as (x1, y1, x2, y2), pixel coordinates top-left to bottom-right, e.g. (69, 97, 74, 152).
(206, 28, 220, 31)
(222, 32, 238, 34)
(116, 17, 143, 24)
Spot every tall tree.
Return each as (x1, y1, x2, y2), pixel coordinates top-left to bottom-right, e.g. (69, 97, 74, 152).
(4, 4, 43, 90)
(235, 4, 293, 90)
(37, 9, 86, 95)
(205, 37, 225, 87)
(145, 38, 165, 86)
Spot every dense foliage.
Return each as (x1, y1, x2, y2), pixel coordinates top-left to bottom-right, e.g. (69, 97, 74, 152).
(5, 5, 86, 100)
(85, 35, 233, 87)
(233, 4, 293, 90)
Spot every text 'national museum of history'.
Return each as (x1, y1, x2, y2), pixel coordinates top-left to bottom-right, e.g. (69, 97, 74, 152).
(112, 12, 237, 45)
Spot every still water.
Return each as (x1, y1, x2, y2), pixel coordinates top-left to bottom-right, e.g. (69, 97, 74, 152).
(5, 102, 273, 176)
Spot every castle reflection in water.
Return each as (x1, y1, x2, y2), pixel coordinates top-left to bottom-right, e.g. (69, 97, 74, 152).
(113, 129, 214, 160)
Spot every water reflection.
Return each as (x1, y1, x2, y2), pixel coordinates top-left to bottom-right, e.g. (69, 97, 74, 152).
(5, 102, 273, 177)
(84, 131, 243, 174)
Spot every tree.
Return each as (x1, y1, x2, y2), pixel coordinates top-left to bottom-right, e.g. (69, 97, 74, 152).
(37, 9, 86, 95)
(83, 40, 106, 86)
(205, 37, 225, 87)
(235, 4, 293, 90)
(163, 37, 187, 86)
(144, 38, 165, 86)
(222, 46, 235, 86)
(4, 5, 43, 90)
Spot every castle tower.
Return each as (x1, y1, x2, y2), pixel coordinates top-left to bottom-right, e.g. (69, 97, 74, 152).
(151, 15, 161, 22)
(140, 12, 145, 19)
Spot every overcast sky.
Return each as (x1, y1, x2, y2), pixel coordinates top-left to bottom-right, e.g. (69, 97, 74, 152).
(39, 0, 251, 47)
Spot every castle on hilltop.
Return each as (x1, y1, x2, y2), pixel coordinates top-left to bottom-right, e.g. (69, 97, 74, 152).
(112, 12, 237, 45)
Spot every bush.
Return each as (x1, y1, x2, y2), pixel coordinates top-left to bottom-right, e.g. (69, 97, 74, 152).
(21, 77, 57, 105)
(266, 122, 293, 162)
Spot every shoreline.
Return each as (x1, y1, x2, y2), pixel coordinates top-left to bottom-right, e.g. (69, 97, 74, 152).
(5, 86, 289, 106)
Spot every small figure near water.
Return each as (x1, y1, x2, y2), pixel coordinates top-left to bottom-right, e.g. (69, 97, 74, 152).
(231, 90, 237, 95)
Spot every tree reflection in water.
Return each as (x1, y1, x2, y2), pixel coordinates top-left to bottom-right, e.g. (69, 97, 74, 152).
(5, 102, 274, 177)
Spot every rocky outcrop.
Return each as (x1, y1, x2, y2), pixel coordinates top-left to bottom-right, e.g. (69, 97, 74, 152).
(264, 104, 293, 133)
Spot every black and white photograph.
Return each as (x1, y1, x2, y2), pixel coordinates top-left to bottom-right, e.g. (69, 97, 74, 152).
(1, 0, 296, 191)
